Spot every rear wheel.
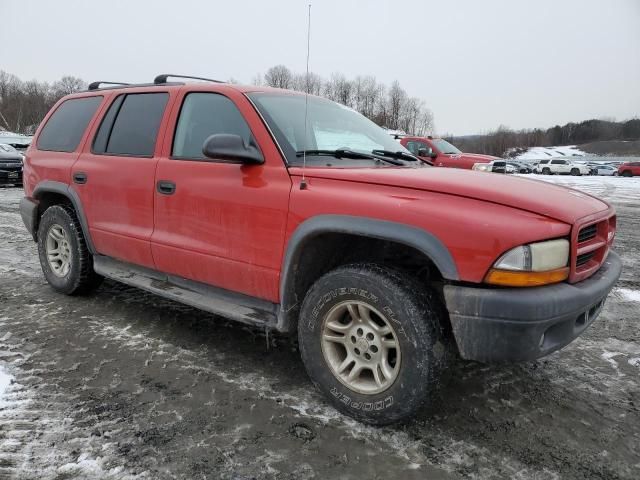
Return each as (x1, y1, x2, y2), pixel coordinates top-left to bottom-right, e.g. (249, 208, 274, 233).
(37, 204, 103, 295)
(621, 170, 632, 177)
(298, 264, 451, 425)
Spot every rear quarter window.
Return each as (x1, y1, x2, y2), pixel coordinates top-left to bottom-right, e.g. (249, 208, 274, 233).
(37, 96, 103, 152)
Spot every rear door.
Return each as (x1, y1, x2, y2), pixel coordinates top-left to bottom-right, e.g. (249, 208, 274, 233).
(73, 90, 173, 268)
(551, 159, 568, 174)
(151, 87, 292, 302)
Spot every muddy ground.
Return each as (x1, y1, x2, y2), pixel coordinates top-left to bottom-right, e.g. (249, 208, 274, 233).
(1, 176, 639, 479)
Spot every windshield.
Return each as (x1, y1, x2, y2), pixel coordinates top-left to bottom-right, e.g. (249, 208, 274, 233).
(431, 139, 461, 155)
(247, 92, 414, 166)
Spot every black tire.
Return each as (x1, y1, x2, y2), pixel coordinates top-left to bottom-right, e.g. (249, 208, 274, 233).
(570, 168, 580, 176)
(298, 264, 451, 425)
(37, 204, 103, 295)
(542, 167, 551, 175)
(621, 170, 632, 177)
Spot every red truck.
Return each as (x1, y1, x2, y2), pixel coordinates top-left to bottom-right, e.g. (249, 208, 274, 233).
(19, 75, 621, 424)
(399, 135, 499, 169)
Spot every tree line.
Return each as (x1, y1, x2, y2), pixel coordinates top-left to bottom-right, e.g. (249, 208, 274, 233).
(0, 68, 435, 137)
(254, 65, 435, 136)
(445, 118, 640, 158)
(0, 71, 86, 134)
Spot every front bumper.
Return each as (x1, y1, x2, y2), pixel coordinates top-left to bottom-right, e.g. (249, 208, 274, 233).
(0, 168, 22, 184)
(443, 251, 622, 362)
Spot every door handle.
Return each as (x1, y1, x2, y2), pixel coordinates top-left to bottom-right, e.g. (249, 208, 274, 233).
(156, 180, 176, 195)
(73, 172, 88, 184)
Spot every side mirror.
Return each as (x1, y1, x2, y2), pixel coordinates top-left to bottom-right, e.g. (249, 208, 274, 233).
(202, 134, 264, 165)
(417, 147, 431, 157)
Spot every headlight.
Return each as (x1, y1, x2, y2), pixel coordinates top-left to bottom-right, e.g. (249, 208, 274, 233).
(485, 239, 570, 287)
(473, 163, 491, 172)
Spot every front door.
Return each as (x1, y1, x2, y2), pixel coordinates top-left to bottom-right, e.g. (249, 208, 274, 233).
(151, 88, 292, 302)
(73, 90, 172, 268)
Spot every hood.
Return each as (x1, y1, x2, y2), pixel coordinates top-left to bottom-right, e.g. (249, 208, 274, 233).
(448, 153, 499, 163)
(290, 166, 609, 224)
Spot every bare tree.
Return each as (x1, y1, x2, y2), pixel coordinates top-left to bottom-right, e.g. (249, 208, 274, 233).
(291, 72, 323, 95)
(52, 76, 86, 97)
(251, 73, 264, 86)
(264, 65, 293, 89)
(387, 80, 407, 130)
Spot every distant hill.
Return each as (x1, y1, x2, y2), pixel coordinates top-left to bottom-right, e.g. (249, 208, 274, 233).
(578, 140, 640, 157)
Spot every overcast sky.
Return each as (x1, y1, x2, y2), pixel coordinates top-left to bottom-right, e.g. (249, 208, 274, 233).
(1, 0, 639, 135)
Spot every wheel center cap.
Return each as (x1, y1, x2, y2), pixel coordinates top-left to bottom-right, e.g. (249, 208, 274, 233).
(355, 338, 369, 352)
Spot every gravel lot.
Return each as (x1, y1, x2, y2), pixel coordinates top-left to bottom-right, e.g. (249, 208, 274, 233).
(1, 176, 639, 479)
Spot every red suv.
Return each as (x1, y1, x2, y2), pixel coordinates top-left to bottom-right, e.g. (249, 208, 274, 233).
(618, 161, 640, 177)
(19, 75, 621, 424)
(399, 135, 499, 169)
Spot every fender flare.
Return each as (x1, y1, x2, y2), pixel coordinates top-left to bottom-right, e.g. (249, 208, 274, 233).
(276, 214, 459, 332)
(32, 180, 96, 253)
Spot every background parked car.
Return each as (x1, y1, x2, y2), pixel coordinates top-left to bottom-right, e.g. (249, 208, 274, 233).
(594, 164, 619, 176)
(0, 143, 24, 186)
(618, 161, 640, 177)
(472, 160, 512, 174)
(507, 161, 532, 174)
(535, 158, 591, 175)
(398, 135, 499, 169)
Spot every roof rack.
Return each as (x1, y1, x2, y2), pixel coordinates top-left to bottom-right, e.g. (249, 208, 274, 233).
(88, 81, 131, 91)
(154, 74, 225, 85)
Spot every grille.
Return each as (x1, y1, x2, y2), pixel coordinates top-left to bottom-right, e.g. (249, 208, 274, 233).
(576, 252, 595, 267)
(577, 224, 597, 243)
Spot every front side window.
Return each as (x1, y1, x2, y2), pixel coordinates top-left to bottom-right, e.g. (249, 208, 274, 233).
(37, 96, 102, 152)
(93, 93, 168, 157)
(248, 92, 414, 166)
(172, 93, 252, 159)
(406, 141, 430, 155)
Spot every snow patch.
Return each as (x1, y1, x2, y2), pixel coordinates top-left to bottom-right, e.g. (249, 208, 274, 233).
(512, 145, 587, 160)
(617, 288, 640, 303)
(0, 365, 13, 405)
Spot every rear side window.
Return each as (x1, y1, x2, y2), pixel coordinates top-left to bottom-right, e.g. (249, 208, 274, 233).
(172, 93, 252, 159)
(93, 93, 169, 157)
(37, 96, 102, 152)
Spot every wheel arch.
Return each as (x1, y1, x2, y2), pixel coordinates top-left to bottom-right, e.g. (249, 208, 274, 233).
(32, 180, 95, 253)
(277, 215, 459, 332)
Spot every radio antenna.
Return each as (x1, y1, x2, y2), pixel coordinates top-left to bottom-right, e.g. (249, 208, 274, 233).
(300, 3, 312, 190)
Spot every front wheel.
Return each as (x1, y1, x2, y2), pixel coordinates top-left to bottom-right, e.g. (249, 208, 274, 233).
(37, 204, 103, 295)
(621, 170, 632, 177)
(542, 167, 551, 175)
(298, 264, 451, 425)
(570, 168, 580, 176)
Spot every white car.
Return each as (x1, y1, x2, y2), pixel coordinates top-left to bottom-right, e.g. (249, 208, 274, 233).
(594, 165, 618, 176)
(536, 158, 591, 176)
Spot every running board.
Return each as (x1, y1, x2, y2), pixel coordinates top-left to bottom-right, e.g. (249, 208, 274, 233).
(93, 256, 279, 328)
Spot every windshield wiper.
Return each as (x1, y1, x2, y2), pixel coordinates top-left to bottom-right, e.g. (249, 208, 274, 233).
(295, 149, 403, 166)
(371, 149, 418, 162)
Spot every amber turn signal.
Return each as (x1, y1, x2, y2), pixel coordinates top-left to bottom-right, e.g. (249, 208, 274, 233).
(484, 267, 570, 287)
